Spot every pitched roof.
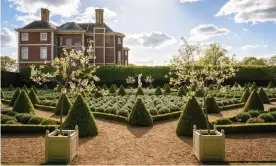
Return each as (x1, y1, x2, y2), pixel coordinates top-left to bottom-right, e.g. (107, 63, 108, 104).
(22, 21, 56, 29)
(58, 22, 83, 31)
(74, 23, 114, 32)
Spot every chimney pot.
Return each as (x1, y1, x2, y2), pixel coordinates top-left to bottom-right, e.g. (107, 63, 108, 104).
(41, 8, 50, 22)
(95, 9, 104, 24)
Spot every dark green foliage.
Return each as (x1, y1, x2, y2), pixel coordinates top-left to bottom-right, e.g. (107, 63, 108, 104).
(128, 98, 153, 126)
(258, 88, 270, 104)
(105, 107, 117, 114)
(1, 115, 17, 124)
(117, 110, 129, 117)
(63, 94, 98, 137)
(94, 90, 103, 98)
(15, 113, 29, 121)
(41, 118, 58, 125)
(154, 86, 162, 96)
(54, 93, 72, 115)
(248, 82, 252, 87)
(9, 88, 21, 106)
(250, 82, 258, 91)
(43, 84, 48, 90)
(267, 81, 274, 89)
(1, 110, 17, 116)
(258, 113, 276, 122)
(243, 90, 264, 112)
(113, 84, 118, 90)
(28, 116, 43, 124)
(176, 96, 207, 136)
(8, 85, 14, 91)
(236, 112, 251, 122)
(240, 88, 250, 103)
(31, 85, 38, 93)
(267, 107, 276, 112)
(177, 86, 186, 97)
(117, 85, 126, 96)
(109, 84, 117, 94)
(173, 84, 179, 89)
(204, 95, 220, 113)
(102, 84, 108, 90)
(163, 83, 167, 89)
(190, 84, 196, 91)
(136, 86, 145, 96)
(270, 112, 276, 120)
(28, 88, 40, 105)
(1, 89, 5, 99)
(149, 108, 158, 115)
(246, 117, 265, 123)
(149, 84, 154, 89)
(183, 85, 189, 92)
(217, 84, 221, 90)
(233, 82, 239, 88)
(95, 107, 105, 112)
(243, 83, 248, 90)
(214, 118, 232, 125)
(23, 85, 28, 92)
(164, 84, 171, 94)
(19, 114, 35, 124)
(195, 89, 204, 97)
(158, 107, 170, 114)
(12, 90, 35, 114)
(5, 120, 18, 124)
(248, 110, 260, 118)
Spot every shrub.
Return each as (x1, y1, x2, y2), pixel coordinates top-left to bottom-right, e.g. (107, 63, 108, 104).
(31, 85, 38, 93)
(1, 115, 17, 124)
(136, 86, 145, 96)
(8, 85, 14, 91)
(258, 88, 270, 104)
(109, 84, 117, 94)
(243, 83, 248, 90)
(217, 84, 221, 90)
(28, 116, 43, 124)
(233, 81, 239, 88)
(5, 120, 18, 124)
(149, 84, 154, 89)
(117, 110, 129, 117)
(258, 113, 276, 122)
(1, 109, 17, 116)
(248, 110, 260, 118)
(94, 90, 104, 98)
(158, 107, 170, 114)
(240, 88, 250, 103)
(270, 112, 276, 119)
(236, 112, 251, 122)
(214, 118, 232, 125)
(63, 94, 98, 137)
(23, 85, 29, 92)
(176, 96, 207, 136)
(243, 90, 264, 112)
(267, 81, 274, 89)
(15, 113, 29, 121)
(95, 107, 105, 112)
(128, 98, 153, 126)
(247, 82, 252, 88)
(54, 93, 72, 115)
(173, 84, 179, 89)
(43, 84, 48, 90)
(117, 85, 126, 96)
(164, 84, 171, 94)
(9, 88, 21, 106)
(113, 84, 118, 90)
(19, 114, 35, 124)
(246, 117, 265, 123)
(250, 82, 258, 91)
(204, 95, 220, 113)
(28, 88, 40, 105)
(105, 107, 117, 115)
(177, 86, 186, 97)
(1, 89, 5, 99)
(12, 90, 35, 114)
(195, 89, 204, 97)
(169, 105, 181, 112)
(149, 108, 158, 115)
(267, 107, 276, 112)
(41, 118, 58, 125)
(154, 86, 162, 96)
(102, 84, 108, 90)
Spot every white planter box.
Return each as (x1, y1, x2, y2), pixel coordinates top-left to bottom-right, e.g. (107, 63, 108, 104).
(45, 126, 79, 163)
(193, 125, 225, 162)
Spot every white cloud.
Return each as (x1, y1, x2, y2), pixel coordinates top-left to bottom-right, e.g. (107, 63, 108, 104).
(124, 31, 176, 49)
(1, 28, 17, 48)
(8, 0, 80, 17)
(243, 28, 249, 32)
(216, 0, 276, 23)
(189, 24, 230, 41)
(180, 0, 202, 3)
(241, 45, 268, 49)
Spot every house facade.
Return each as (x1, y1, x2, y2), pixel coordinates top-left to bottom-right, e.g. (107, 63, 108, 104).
(16, 8, 130, 70)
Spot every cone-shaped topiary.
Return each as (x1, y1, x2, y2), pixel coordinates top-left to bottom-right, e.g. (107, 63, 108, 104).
(31, 85, 38, 93)
(12, 90, 35, 114)
(149, 84, 154, 89)
(94, 90, 103, 98)
(173, 84, 179, 89)
(258, 88, 270, 104)
(63, 94, 98, 137)
(204, 95, 220, 113)
(10, 88, 21, 106)
(184, 85, 189, 92)
(113, 84, 118, 90)
(244, 83, 248, 90)
(117, 85, 126, 96)
(217, 84, 222, 90)
(233, 82, 239, 88)
(55, 93, 72, 115)
(164, 84, 171, 94)
(163, 83, 167, 89)
(154, 86, 162, 96)
(43, 84, 48, 90)
(128, 98, 153, 126)
(102, 84, 108, 90)
(1, 89, 5, 99)
(243, 90, 264, 112)
(136, 86, 145, 95)
(240, 88, 250, 103)
(109, 84, 117, 94)
(251, 82, 258, 91)
(28, 88, 40, 105)
(176, 96, 207, 136)
(8, 85, 14, 91)
(177, 86, 186, 97)
(267, 81, 274, 89)
(23, 85, 28, 92)
(248, 82, 252, 87)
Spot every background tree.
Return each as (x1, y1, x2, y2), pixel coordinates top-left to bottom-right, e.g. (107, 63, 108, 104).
(240, 57, 267, 65)
(268, 55, 276, 65)
(1, 56, 16, 71)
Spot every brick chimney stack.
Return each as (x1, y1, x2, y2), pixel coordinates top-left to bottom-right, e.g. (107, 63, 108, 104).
(41, 8, 50, 22)
(95, 9, 104, 24)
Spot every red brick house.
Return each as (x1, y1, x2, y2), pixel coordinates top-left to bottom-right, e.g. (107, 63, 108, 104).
(16, 8, 130, 70)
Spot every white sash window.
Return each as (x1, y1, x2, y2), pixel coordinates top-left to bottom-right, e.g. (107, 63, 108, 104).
(22, 33, 28, 41)
(21, 47, 28, 59)
(40, 47, 47, 59)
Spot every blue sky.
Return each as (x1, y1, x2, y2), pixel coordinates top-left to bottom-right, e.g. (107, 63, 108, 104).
(1, 0, 276, 65)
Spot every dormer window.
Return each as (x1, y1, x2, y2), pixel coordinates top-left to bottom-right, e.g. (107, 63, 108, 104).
(40, 33, 47, 41)
(22, 33, 28, 41)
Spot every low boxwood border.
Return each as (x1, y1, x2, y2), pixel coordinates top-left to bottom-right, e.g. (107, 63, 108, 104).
(1, 99, 10, 104)
(34, 104, 55, 112)
(93, 112, 128, 123)
(216, 123, 276, 133)
(269, 98, 276, 102)
(152, 111, 182, 122)
(1, 124, 56, 133)
(219, 103, 244, 111)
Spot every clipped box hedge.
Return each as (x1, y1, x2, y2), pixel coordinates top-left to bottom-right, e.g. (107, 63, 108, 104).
(34, 104, 55, 112)
(219, 103, 245, 111)
(216, 123, 276, 133)
(1, 124, 56, 133)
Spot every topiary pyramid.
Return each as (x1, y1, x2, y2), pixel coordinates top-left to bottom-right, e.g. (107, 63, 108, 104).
(243, 90, 264, 112)
(267, 81, 274, 89)
(55, 93, 72, 115)
(149, 84, 154, 89)
(136, 86, 145, 96)
(23, 85, 29, 92)
(183, 85, 189, 92)
(177, 86, 186, 97)
(176, 96, 207, 136)
(113, 84, 118, 90)
(164, 84, 171, 94)
(1, 89, 5, 99)
(109, 84, 117, 94)
(12, 90, 35, 114)
(102, 84, 108, 90)
(217, 84, 221, 90)
(204, 95, 220, 113)
(63, 94, 98, 137)
(251, 82, 258, 91)
(240, 88, 250, 103)
(31, 85, 38, 93)
(28, 88, 40, 105)
(162, 83, 167, 89)
(117, 85, 126, 96)
(10, 88, 21, 106)
(258, 88, 270, 104)
(8, 85, 14, 91)
(43, 84, 48, 90)
(173, 84, 179, 89)
(128, 98, 153, 126)
(233, 81, 239, 88)
(244, 83, 248, 90)
(154, 86, 162, 96)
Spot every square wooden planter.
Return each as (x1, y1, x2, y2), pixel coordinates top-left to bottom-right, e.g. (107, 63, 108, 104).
(193, 125, 225, 162)
(45, 126, 79, 163)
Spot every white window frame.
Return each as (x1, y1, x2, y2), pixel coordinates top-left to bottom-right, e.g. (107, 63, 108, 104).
(40, 33, 47, 41)
(40, 47, 47, 60)
(66, 39, 72, 49)
(118, 38, 121, 44)
(22, 33, 28, 41)
(21, 47, 28, 59)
